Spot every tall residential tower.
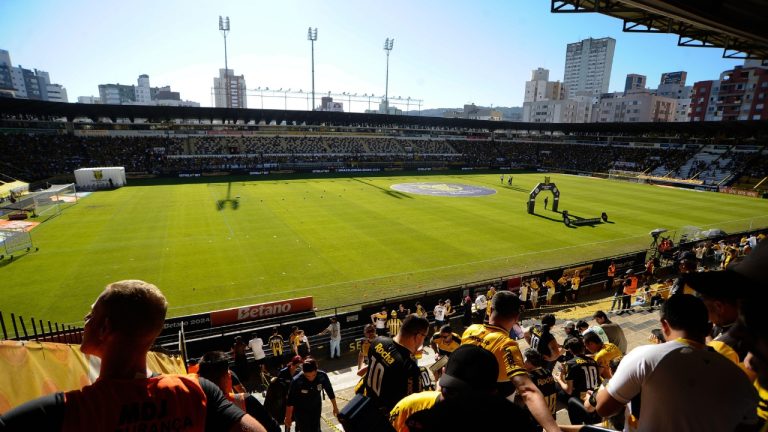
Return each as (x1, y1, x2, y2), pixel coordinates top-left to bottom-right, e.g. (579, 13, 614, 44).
(563, 37, 616, 99)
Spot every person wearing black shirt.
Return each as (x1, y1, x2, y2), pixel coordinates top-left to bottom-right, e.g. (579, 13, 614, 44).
(554, 338, 600, 425)
(354, 314, 429, 415)
(524, 314, 561, 370)
(285, 357, 339, 432)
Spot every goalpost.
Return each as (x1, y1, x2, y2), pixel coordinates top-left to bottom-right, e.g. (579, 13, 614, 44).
(0, 228, 37, 260)
(32, 183, 79, 221)
(608, 169, 647, 184)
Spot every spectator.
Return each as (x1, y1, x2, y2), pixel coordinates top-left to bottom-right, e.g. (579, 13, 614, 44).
(264, 355, 303, 425)
(285, 357, 339, 432)
(618, 270, 638, 314)
(357, 324, 377, 372)
(372, 306, 389, 336)
(429, 324, 461, 380)
(576, 320, 608, 345)
(671, 251, 697, 295)
(593, 310, 627, 354)
(198, 351, 281, 432)
(522, 348, 558, 430)
(460, 293, 473, 327)
(355, 314, 429, 415)
(461, 291, 561, 432)
(289, 326, 302, 356)
(474, 292, 488, 321)
(414, 302, 427, 320)
(529, 279, 540, 309)
(396, 303, 411, 320)
(594, 295, 758, 431)
(390, 345, 528, 432)
(232, 336, 249, 386)
(268, 327, 285, 369)
(317, 317, 342, 359)
(249, 333, 267, 377)
(387, 310, 403, 337)
(0, 280, 266, 431)
(433, 299, 447, 328)
(554, 338, 600, 426)
(524, 314, 562, 368)
(570, 272, 581, 302)
(582, 331, 622, 379)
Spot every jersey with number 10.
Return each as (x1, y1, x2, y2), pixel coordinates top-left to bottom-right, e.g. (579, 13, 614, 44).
(563, 355, 600, 400)
(356, 336, 422, 412)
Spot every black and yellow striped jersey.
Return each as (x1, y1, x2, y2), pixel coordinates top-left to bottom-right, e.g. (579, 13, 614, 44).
(268, 334, 284, 356)
(461, 323, 526, 382)
(387, 318, 402, 336)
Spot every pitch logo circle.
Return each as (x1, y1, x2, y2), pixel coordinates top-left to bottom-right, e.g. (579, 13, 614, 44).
(390, 183, 496, 197)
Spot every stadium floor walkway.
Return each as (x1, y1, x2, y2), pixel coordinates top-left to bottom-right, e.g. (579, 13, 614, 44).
(258, 305, 663, 431)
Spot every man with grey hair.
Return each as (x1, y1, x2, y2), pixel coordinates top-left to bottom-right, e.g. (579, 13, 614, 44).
(0, 280, 268, 432)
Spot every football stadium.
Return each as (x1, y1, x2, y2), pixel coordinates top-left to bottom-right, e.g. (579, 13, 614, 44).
(2, 2, 768, 431)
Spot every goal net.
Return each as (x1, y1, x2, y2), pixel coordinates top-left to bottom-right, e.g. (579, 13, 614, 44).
(0, 228, 34, 258)
(31, 184, 78, 221)
(608, 169, 647, 184)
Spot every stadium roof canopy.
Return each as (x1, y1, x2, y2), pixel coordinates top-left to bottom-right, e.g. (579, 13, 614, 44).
(551, 0, 768, 60)
(2, 98, 768, 139)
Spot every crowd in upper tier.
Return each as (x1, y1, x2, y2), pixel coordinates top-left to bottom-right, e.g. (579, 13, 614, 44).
(3, 132, 763, 187)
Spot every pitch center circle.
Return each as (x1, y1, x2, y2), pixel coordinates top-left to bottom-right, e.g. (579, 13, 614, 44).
(390, 182, 496, 197)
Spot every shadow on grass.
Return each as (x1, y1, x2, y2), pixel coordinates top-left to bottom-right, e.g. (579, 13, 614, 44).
(0, 250, 35, 268)
(531, 212, 575, 228)
(504, 185, 530, 193)
(351, 177, 414, 199)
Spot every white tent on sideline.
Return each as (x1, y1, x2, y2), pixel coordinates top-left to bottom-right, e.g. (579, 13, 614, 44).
(73, 167, 126, 190)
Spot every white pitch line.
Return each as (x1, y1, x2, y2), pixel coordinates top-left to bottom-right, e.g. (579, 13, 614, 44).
(168, 215, 767, 312)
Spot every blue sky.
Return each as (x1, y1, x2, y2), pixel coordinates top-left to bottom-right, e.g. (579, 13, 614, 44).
(0, 0, 743, 110)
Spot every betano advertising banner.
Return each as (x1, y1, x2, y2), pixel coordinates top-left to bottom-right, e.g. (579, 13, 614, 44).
(162, 296, 314, 335)
(209, 296, 314, 326)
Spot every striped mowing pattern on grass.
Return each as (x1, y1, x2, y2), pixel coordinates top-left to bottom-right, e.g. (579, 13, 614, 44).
(3, 173, 767, 324)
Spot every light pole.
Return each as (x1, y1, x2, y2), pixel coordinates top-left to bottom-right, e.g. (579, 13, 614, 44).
(383, 38, 394, 114)
(308, 27, 318, 111)
(219, 16, 231, 108)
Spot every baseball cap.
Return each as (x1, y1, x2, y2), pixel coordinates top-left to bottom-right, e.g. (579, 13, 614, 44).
(290, 355, 303, 365)
(563, 321, 575, 329)
(438, 345, 498, 393)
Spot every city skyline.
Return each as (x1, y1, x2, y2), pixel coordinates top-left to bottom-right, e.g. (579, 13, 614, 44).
(0, 0, 746, 111)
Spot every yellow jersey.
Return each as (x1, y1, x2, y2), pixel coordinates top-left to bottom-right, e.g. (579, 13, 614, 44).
(389, 390, 441, 432)
(594, 342, 622, 372)
(461, 324, 526, 382)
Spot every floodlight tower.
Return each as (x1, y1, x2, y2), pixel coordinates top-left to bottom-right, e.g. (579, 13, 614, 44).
(219, 16, 231, 108)
(383, 37, 394, 114)
(308, 27, 318, 111)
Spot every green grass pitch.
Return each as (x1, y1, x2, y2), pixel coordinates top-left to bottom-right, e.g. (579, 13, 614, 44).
(3, 172, 767, 325)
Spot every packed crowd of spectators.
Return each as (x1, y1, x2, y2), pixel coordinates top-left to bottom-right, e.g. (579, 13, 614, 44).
(0, 131, 759, 186)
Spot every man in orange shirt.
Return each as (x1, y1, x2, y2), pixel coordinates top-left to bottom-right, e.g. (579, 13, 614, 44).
(0, 280, 267, 432)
